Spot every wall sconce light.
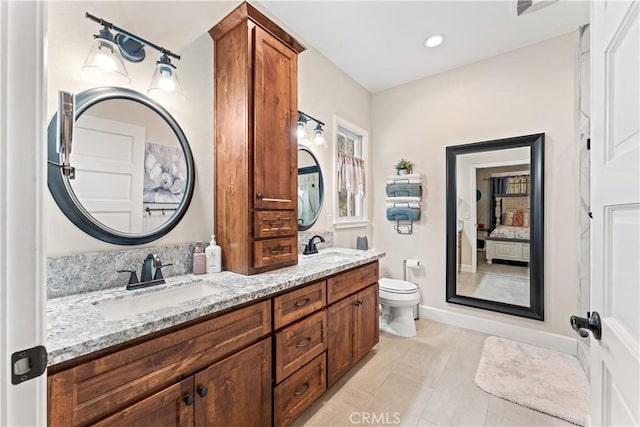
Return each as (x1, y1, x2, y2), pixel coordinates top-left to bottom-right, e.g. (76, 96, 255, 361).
(82, 12, 183, 98)
(297, 110, 326, 148)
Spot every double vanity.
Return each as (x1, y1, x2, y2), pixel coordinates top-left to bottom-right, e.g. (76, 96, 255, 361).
(47, 248, 385, 426)
(45, 3, 384, 426)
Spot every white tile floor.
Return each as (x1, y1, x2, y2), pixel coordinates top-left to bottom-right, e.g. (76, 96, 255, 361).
(293, 319, 573, 427)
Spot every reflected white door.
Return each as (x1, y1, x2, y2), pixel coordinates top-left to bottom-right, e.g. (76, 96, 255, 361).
(590, 1, 640, 425)
(72, 115, 145, 232)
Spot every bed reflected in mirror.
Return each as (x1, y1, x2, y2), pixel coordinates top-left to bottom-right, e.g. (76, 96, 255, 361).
(446, 134, 544, 320)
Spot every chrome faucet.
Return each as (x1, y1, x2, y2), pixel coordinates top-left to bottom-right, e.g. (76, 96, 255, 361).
(118, 254, 173, 290)
(303, 235, 326, 255)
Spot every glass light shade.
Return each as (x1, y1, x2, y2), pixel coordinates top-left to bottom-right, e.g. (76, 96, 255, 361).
(82, 38, 130, 85)
(297, 121, 308, 138)
(148, 63, 182, 97)
(313, 125, 327, 147)
(297, 121, 310, 144)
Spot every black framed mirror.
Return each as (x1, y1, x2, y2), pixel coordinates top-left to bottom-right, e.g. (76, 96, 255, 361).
(297, 145, 324, 231)
(47, 87, 195, 245)
(446, 133, 544, 320)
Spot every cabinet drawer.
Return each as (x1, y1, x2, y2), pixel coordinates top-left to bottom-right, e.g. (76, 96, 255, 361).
(274, 353, 326, 427)
(274, 281, 326, 329)
(254, 210, 297, 238)
(327, 262, 379, 304)
(48, 301, 271, 426)
(253, 236, 297, 268)
(275, 310, 327, 383)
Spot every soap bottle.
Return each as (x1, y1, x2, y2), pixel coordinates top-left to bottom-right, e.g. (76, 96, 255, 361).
(205, 235, 222, 273)
(193, 241, 206, 275)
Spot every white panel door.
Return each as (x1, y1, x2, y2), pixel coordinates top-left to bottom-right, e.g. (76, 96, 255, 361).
(590, 1, 640, 425)
(0, 1, 47, 425)
(71, 115, 145, 232)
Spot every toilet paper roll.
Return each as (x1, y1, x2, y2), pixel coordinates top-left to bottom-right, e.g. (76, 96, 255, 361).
(405, 259, 421, 268)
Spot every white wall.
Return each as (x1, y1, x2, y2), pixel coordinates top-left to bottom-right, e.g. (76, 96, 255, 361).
(297, 47, 372, 248)
(371, 32, 580, 338)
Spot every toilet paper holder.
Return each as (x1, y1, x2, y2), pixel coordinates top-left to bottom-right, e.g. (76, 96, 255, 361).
(402, 259, 420, 280)
(402, 258, 421, 320)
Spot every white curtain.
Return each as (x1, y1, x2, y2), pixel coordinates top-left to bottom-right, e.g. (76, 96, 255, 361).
(337, 153, 366, 196)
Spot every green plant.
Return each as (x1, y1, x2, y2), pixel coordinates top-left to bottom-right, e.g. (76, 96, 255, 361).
(395, 158, 414, 171)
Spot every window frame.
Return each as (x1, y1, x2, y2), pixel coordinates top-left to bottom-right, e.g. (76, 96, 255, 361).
(333, 115, 369, 229)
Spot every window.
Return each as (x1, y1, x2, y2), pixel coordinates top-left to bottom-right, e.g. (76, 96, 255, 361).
(334, 116, 369, 228)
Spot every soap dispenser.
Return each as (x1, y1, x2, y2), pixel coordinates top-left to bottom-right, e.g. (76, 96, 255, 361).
(205, 235, 222, 273)
(193, 241, 206, 275)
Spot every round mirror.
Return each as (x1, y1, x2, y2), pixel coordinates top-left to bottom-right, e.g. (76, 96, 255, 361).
(297, 146, 324, 231)
(47, 87, 195, 245)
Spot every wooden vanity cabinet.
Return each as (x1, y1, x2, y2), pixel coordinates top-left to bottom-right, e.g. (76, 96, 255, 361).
(91, 378, 195, 427)
(48, 261, 380, 427)
(47, 301, 271, 426)
(272, 280, 328, 426)
(327, 264, 379, 387)
(210, 2, 306, 275)
(194, 339, 272, 426)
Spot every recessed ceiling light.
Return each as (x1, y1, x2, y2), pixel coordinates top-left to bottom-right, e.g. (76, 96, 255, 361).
(425, 34, 445, 48)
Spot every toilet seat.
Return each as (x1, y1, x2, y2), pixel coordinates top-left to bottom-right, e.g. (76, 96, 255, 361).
(379, 278, 418, 294)
(378, 278, 420, 304)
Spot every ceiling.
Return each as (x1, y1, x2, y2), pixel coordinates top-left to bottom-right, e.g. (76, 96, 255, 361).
(65, 1, 589, 94)
(258, 1, 590, 92)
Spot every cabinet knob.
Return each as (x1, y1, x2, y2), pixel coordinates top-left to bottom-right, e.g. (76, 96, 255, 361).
(183, 394, 195, 406)
(198, 386, 208, 397)
(257, 192, 264, 199)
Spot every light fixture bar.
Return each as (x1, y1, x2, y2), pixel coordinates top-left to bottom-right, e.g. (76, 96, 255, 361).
(298, 110, 325, 127)
(85, 12, 180, 60)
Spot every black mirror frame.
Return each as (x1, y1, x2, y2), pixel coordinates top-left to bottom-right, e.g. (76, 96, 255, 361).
(297, 145, 324, 231)
(47, 86, 195, 245)
(445, 133, 544, 320)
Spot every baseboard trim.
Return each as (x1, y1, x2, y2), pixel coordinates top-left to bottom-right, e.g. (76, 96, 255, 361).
(419, 305, 577, 355)
(460, 264, 473, 272)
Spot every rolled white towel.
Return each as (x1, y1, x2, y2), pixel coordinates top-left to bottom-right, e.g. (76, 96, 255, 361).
(386, 196, 421, 203)
(385, 202, 420, 208)
(385, 178, 421, 184)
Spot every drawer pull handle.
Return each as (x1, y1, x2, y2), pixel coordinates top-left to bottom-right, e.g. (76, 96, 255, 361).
(183, 394, 195, 406)
(295, 337, 312, 348)
(269, 245, 286, 255)
(294, 298, 311, 307)
(198, 386, 208, 398)
(293, 382, 310, 396)
(257, 193, 290, 203)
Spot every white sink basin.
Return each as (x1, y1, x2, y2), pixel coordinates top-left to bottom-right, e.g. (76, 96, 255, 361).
(94, 282, 224, 321)
(310, 251, 352, 263)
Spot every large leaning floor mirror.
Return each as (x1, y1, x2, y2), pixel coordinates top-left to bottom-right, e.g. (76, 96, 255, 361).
(446, 133, 544, 320)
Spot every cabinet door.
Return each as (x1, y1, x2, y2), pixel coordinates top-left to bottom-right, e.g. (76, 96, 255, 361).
(327, 296, 356, 387)
(355, 284, 379, 361)
(194, 338, 271, 427)
(92, 378, 194, 427)
(253, 25, 297, 211)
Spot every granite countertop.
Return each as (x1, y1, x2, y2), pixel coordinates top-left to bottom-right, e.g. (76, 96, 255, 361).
(47, 248, 385, 366)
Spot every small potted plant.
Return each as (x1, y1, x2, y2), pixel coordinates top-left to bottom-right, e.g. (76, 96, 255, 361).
(395, 158, 414, 175)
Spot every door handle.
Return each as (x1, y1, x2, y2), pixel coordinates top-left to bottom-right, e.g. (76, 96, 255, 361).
(570, 311, 601, 340)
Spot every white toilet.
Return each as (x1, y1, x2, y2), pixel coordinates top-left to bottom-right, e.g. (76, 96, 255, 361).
(378, 278, 421, 337)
